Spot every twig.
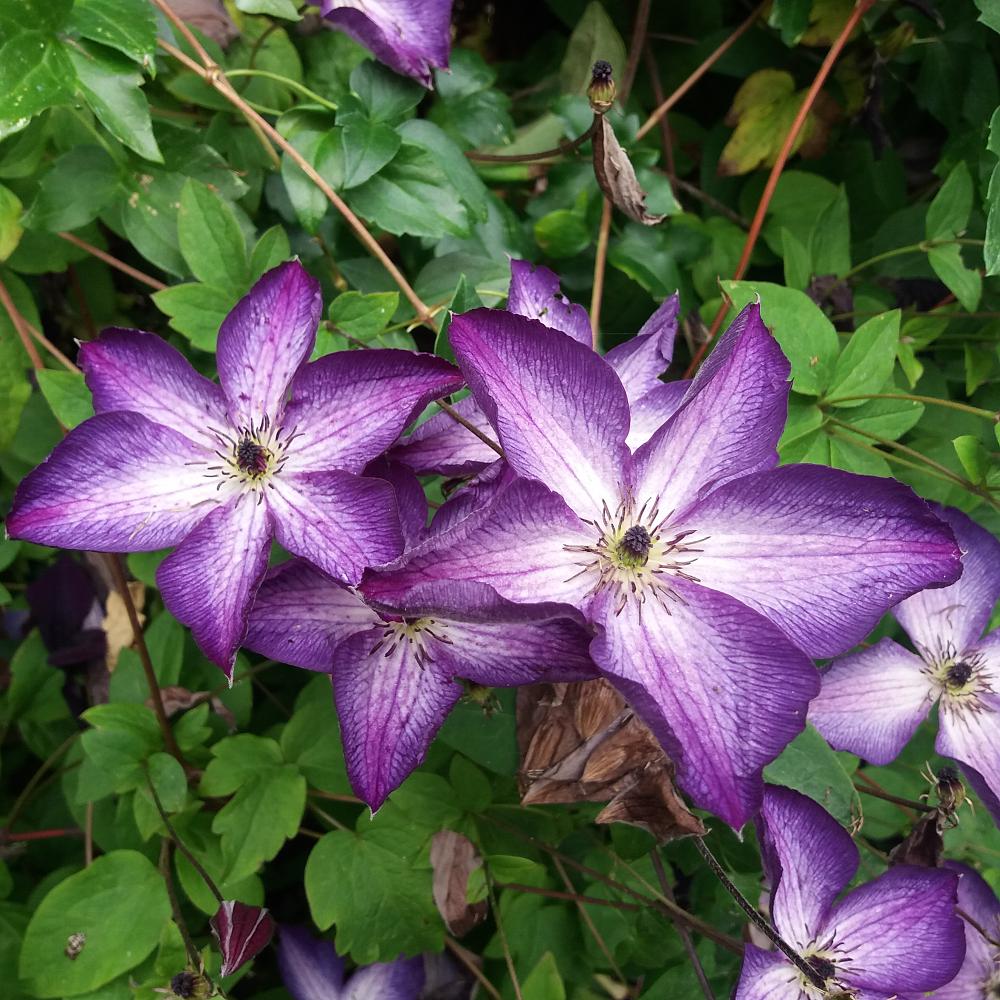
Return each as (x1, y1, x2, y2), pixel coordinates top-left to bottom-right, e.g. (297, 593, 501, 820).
(0, 276, 44, 370)
(464, 120, 598, 163)
(620, 0, 652, 101)
(636, 4, 765, 140)
(104, 553, 187, 765)
(644, 43, 676, 185)
(854, 774, 932, 814)
(160, 838, 203, 970)
(498, 882, 640, 912)
(590, 199, 613, 349)
(434, 400, 504, 457)
(3, 827, 83, 842)
(958, 905, 1000, 949)
(445, 937, 503, 1000)
(674, 177, 748, 227)
(684, 0, 877, 378)
(651, 851, 715, 1000)
(84, 803, 94, 866)
(58, 232, 167, 291)
(487, 865, 524, 1000)
(693, 837, 824, 989)
(822, 393, 997, 422)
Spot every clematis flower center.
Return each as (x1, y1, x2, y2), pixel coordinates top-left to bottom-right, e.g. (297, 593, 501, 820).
(370, 616, 452, 666)
(564, 494, 707, 614)
(207, 415, 297, 495)
(946, 660, 973, 687)
(236, 438, 271, 477)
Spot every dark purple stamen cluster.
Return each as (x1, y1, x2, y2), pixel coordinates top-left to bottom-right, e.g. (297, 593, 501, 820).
(236, 438, 270, 476)
(620, 524, 652, 562)
(946, 661, 973, 686)
(591, 60, 613, 82)
(170, 972, 198, 999)
(808, 956, 836, 983)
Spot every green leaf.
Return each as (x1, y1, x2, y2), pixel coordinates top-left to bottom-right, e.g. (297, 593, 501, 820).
(138, 750, 187, 814)
(0, 30, 75, 134)
(965, 342, 997, 395)
(152, 282, 237, 351)
(781, 227, 811, 290)
(826, 310, 900, 406)
(975, 0, 1000, 33)
(336, 120, 399, 189)
(177, 179, 249, 292)
(433, 274, 481, 360)
(763, 723, 859, 825)
(24, 146, 120, 232)
(523, 953, 566, 1000)
(348, 59, 423, 124)
(0, 183, 21, 260)
(328, 290, 398, 340)
(928, 243, 981, 311)
(277, 110, 335, 232)
(19, 851, 170, 997)
(67, 41, 161, 163)
(36, 369, 94, 429)
(768, 0, 811, 45)
(118, 168, 187, 275)
(985, 108, 1000, 276)
(249, 225, 291, 280)
(235, 0, 301, 18)
(926, 162, 973, 241)
(80, 703, 161, 794)
(3, 629, 69, 727)
(0, 270, 35, 450)
(953, 435, 989, 484)
(559, 1, 626, 96)
(68, 0, 158, 67)
(721, 280, 840, 395)
(281, 681, 351, 795)
(534, 209, 591, 258)
(200, 734, 284, 794)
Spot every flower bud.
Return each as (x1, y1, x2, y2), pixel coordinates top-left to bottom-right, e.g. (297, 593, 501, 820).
(169, 971, 212, 999)
(210, 900, 275, 977)
(588, 60, 616, 114)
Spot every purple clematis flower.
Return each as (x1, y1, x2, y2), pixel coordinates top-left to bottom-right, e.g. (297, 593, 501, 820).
(364, 303, 961, 828)
(736, 785, 965, 999)
(245, 557, 596, 809)
(6, 262, 463, 677)
(318, 0, 453, 88)
(809, 506, 1000, 822)
(933, 862, 1000, 998)
(211, 900, 275, 977)
(391, 259, 684, 477)
(278, 925, 424, 999)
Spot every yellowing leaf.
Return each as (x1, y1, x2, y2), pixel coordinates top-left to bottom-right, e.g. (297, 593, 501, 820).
(801, 0, 859, 47)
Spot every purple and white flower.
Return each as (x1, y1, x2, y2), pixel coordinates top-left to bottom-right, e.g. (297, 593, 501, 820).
(245, 558, 596, 809)
(365, 303, 961, 828)
(391, 259, 685, 477)
(6, 262, 463, 676)
(278, 925, 424, 999)
(211, 900, 275, 977)
(735, 785, 966, 999)
(810, 506, 1000, 822)
(318, 0, 453, 88)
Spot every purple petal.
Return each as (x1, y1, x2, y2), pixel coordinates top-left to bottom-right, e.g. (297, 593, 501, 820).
(278, 925, 345, 1000)
(244, 559, 379, 671)
(757, 786, 859, 951)
(319, 1, 451, 87)
(216, 261, 322, 431)
(631, 303, 790, 516)
(364, 458, 428, 549)
(894, 505, 1000, 661)
(808, 639, 935, 765)
(506, 259, 591, 346)
(590, 580, 819, 829)
(672, 465, 963, 657)
(79, 328, 229, 450)
(626, 381, 688, 450)
(824, 866, 965, 994)
(734, 944, 808, 1000)
(363, 477, 593, 610)
(932, 862, 1000, 1000)
(211, 900, 276, 978)
(6, 412, 216, 551)
(269, 471, 404, 586)
(604, 293, 679, 402)
(345, 956, 425, 1000)
(450, 309, 629, 520)
(284, 349, 463, 475)
(333, 626, 462, 809)
(157, 496, 273, 676)
(389, 395, 497, 478)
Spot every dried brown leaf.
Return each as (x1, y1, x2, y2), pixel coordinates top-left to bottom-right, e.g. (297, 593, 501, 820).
(592, 116, 665, 226)
(430, 831, 487, 937)
(165, 0, 239, 47)
(102, 582, 144, 671)
(153, 685, 237, 731)
(517, 680, 704, 842)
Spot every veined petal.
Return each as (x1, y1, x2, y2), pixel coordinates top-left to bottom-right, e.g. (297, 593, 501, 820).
(823, 866, 965, 995)
(450, 309, 629, 520)
(930, 863, 1000, 1000)
(216, 261, 321, 430)
(604, 293, 679, 402)
(6, 412, 217, 552)
(345, 956, 425, 999)
(734, 944, 809, 1000)
(278, 925, 345, 1000)
(936, 688, 1000, 826)
(389, 395, 497, 478)
(319, 0, 451, 87)
(894, 505, 1000, 661)
(424, 460, 512, 538)
(80, 328, 228, 450)
(590, 580, 819, 829)
(211, 901, 275, 977)
(757, 786, 859, 951)
(244, 560, 379, 671)
(506, 259, 591, 345)
(631, 303, 789, 514)
(157, 496, 273, 675)
(333, 627, 462, 810)
(363, 477, 594, 610)
(284, 349, 463, 474)
(626, 381, 688, 451)
(364, 458, 428, 548)
(672, 465, 963, 657)
(269, 471, 403, 587)
(808, 640, 935, 765)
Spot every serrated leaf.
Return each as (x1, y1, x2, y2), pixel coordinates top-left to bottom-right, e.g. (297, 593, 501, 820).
(827, 310, 900, 406)
(328, 290, 398, 339)
(23, 145, 120, 232)
(36, 369, 94, 429)
(80, 703, 161, 794)
(177, 178, 249, 292)
(68, 0, 158, 67)
(152, 282, 236, 351)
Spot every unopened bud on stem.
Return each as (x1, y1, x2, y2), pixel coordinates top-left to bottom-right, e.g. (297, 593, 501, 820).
(588, 60, 616, 114)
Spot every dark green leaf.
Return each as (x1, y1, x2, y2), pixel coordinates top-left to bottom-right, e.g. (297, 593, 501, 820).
(118, 168, 186, 275)
(152, 282, 236, 351)
(953, 435, 989, 483)
(80, 703, 161, 793)
(768, 0, 811, 45)
(559, 1, 626, 95)
(0, 30, 75, 134)
(24, 146, 120, 232)
(67, 0, 158, 67)
(928, 243, 981, 311)
(348, 59, 423, 124)
(926, 162, 973, 241)
(328, 290, 399, 340)
(0, 183, 21, 259)
(177, 178, 249, 292)
(36, 370, 94, 429)
(249, 225, 291, 280)
(534, 209, 591, 258)
(340, 120, 400, 189)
